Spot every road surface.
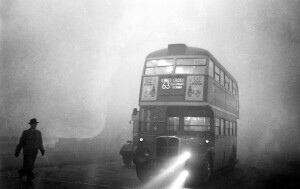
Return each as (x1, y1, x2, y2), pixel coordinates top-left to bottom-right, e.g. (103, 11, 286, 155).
(0, 156, 299, 189)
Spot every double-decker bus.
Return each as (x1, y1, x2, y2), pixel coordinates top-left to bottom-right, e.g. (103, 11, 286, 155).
(132, 44, 239, 182)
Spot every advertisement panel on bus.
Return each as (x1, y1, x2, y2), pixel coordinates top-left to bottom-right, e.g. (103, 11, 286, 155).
(141, 75, 205, 102)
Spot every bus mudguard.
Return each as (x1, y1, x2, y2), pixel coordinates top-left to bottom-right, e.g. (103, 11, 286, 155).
(119, 141, 134, 156)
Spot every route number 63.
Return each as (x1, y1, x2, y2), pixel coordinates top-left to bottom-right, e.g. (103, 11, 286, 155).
(162, 82, 170, 89)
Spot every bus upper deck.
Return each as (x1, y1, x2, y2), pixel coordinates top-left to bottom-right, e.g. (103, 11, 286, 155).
(139, 44, 239, 118)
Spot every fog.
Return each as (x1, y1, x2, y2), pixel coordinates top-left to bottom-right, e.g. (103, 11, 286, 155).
(0, 0, 299, 164)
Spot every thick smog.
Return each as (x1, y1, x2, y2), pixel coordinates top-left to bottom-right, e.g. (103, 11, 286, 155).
(0, 0, 299, 189)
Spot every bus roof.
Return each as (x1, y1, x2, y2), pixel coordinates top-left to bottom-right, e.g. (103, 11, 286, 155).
(146, 44, 211, 58)
(146, 44, 238, 85)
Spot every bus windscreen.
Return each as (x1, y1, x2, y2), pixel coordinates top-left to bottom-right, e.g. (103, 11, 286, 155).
(175, 58, 206, 74)
(144, 58, 208, 75)
(145, 59, 174, 75)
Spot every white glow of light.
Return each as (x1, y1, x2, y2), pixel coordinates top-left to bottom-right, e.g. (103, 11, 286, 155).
(166, 66, 173, 72)
(169, 170, 189, 189)
(205, 139, 209, 143)
(166, 152, 191, 173)
(142, 152, 191, 189)
(157, 59, 173, 66)
(180, 152, 191, 161)
(139, 137, 144, 142)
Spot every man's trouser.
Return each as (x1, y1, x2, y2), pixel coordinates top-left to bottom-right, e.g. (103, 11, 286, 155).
(18, 149, 38, 179)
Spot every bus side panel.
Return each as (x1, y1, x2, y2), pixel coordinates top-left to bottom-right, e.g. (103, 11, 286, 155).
(225, 135, 231, 166)
(207, 77, 238, 116)
(218, 132, 236, 168)
(207, 77, 226, 111)
(213, 108, 238, 170)
(214, 135, 226, 171)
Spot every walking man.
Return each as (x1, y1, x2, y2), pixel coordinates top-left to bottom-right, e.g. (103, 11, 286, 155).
(15, 118, 45, 185)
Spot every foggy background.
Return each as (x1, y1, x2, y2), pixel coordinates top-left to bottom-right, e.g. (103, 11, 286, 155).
(0, 0, 299, 166)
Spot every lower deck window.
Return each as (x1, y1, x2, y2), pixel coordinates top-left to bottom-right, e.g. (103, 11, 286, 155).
(215, 118, 220, 135)
(220, 119, 224, 135)
(167, 117, 179, 131)
(225, 121, 229, 135)
(184, 117, 210, 132)
(229, 122, 233, 136)
(141, 122, 150, 132)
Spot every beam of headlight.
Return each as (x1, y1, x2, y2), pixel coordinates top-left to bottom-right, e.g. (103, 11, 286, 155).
(169, 170, 189, 189)
(166, 152, 191, 173)
(141, 152, 191, 189)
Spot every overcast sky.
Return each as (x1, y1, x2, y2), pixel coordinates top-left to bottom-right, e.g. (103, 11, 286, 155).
(0, 0, 299, 154)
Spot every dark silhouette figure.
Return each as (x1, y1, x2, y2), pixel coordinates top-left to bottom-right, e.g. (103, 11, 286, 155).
(15, 118, 45, 185)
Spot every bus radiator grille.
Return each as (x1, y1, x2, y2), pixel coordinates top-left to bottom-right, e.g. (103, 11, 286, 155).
(156, 137, 179, 168)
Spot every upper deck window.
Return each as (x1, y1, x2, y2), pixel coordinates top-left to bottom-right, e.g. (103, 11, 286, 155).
(225, 75, 229, 90)
(175, 58, 206, 74)
(220, 70, 225, 86)
(145, 59, 174, 75)
(214, 65, 220, 83)
(209, 59, 214, 77)
(229, 78, 233, 93)
(233, 82, 238, 95)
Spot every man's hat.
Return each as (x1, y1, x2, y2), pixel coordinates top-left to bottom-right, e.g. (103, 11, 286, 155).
(28, 118, 39, 124)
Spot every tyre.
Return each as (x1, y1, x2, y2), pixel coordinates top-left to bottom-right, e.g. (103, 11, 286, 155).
(184, 159, 212, 187)
(122, 154, 132, 166)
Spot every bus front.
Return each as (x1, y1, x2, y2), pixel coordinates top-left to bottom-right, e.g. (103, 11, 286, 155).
(133, 44, 214, 182)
